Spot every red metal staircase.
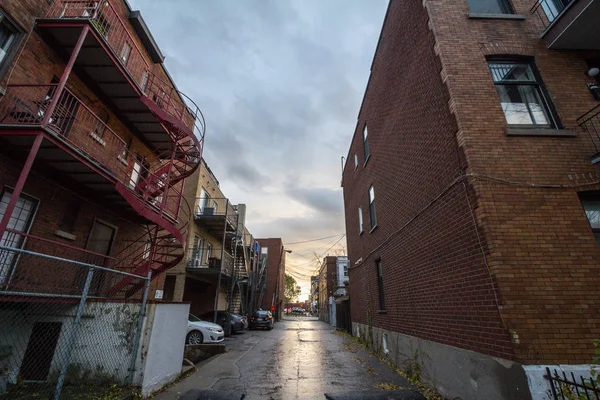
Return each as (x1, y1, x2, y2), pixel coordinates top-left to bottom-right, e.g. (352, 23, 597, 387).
(109, 74, 204, 296)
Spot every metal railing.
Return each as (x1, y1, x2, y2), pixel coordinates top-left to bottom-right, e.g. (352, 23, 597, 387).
(0, 244, 150, 399)
(545, 367, 600, 399)
(531, 0, 574, 30)
(0, 84, 189, 223)
(186, 247, 233, 276)
(46, 0, 150, 89)
(194, 197, 238, 227)
(577, 103, 600, 155)
(44, 0, 206, 145)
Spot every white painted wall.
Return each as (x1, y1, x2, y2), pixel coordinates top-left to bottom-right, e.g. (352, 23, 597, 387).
(524, 365, 597, 400)
(140, 302, 189, 396)
(336, 257, 349, 287)
(0, 301, 143, 390)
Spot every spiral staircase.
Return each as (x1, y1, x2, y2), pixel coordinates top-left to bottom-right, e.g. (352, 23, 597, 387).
(109, 76, 204, 296)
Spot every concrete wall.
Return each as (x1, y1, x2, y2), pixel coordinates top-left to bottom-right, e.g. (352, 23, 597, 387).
(139, 302, 189, 396)
(0, 301, 143, 391)
(352, 321, 598, 400)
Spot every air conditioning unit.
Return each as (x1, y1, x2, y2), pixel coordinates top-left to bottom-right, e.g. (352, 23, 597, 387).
(202, 207, 215, 216)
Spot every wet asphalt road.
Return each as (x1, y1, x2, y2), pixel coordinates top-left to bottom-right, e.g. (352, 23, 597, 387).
(157, 317, 420, 400)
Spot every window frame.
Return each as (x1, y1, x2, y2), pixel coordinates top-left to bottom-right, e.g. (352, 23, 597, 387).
(0, 9, 25, 81)
(580, 193, 600, 247)
(487, 58, 561, 129)
(358, 206, 363, 234)
(466, 0, 514, 14)
(363, 123, 370, 165)
(368, 185, 377, 231)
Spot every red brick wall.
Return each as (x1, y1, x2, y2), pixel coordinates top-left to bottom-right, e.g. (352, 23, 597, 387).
(256, 238, 285, 311)
(425, 0, 600, 364)
(345, 0, 600, 365)
(0, 152, 148, 296)
(343, 0, 514, 359)
(0, 0, 191, 300)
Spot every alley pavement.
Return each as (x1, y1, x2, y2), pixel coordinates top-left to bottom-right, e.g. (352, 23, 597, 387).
(155, 317, 423, 400)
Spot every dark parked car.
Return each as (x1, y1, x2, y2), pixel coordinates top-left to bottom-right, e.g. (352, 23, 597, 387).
(200, 311, 247, 333)
(249, 310, 274, 330)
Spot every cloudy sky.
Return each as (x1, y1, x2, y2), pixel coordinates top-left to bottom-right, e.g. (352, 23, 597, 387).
(128, 0, 387, 298)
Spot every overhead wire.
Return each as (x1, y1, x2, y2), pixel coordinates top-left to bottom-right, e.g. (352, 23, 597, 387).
(285, 233, 345, 245)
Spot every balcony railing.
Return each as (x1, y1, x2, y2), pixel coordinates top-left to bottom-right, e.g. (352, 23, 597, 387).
(0, 228, 149, 297)
(46, 0, 150, 89)
(195, 197, 238, 226)
(44, 1, 206, 144)
(186, 247, 233, 276)
(0, 84, 186, 222)
(531, 0, 574, 29)
(577, 103, 600, 159)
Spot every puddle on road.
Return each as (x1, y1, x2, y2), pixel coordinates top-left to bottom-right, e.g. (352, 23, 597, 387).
(297, 330, 320, 342)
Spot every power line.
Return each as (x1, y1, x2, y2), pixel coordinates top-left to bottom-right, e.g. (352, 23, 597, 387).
(286, 233, 345, 245)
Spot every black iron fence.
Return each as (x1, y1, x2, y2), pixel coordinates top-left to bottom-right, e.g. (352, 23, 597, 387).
(545, 367, 600, 400)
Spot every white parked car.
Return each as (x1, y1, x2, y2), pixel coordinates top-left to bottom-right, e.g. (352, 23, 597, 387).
(186, 313, 224, 344)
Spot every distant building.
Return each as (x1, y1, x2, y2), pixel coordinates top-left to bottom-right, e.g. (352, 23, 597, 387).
(256, 238, 286, 320)
(318, 256, 338, 325)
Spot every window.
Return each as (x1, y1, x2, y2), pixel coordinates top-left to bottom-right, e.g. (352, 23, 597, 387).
(354, 153, 358, 170)
(142, 241, 151, 260)
(0, 10, 23, 79)
(343, 266, 349, 277)
(0, 188, 38, 284)
(581, 196, 600, 247)
(91, 109, 109, 143)
(467, 0, 513, 14)
(376, 260, 385, 310)
(190, 235, 204, 267)
(368, 186, 377, 230)
(120, 42, 131, 65)
(488, 60, 556, 128)
(206, 242, 212, 263)
(363, 124, 370, 162)
(358, 207, 364, 233)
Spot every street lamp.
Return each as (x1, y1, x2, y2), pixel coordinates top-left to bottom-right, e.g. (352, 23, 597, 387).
(273, 247, 291, 321)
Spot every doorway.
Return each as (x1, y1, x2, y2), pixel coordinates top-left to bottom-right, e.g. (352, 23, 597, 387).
(83, 219, 117, 294)
(20, 322, 63, 381)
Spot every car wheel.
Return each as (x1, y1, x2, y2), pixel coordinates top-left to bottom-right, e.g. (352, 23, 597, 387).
(186, 330, 203, 345)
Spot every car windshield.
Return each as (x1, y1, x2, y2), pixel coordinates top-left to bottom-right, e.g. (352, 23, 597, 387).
(255, 311, 269, 316)
(188, 314, 202, 322)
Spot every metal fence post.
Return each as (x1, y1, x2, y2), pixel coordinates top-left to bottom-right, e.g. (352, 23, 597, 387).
(53, 266, 95, 400)
(127, 269, 153, 385)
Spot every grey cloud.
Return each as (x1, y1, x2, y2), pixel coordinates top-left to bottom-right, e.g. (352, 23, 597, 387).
(286, 187, 343, 214)
(128, 0, 386, 284)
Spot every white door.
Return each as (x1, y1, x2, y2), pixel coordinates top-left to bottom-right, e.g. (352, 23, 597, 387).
(0, 190, 38, 284)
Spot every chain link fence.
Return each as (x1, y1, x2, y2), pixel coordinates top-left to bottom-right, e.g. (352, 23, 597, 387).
(0, 231, 150, 399)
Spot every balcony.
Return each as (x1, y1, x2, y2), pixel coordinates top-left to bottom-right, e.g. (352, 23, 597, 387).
(193, 198, 238, 240)
(0, 228, 146, 300)
(578, 104, 600, 164)
(37, 0, 205, 153)
(185, 246, 234, 278)
(0, 84, 187, 225)
(531, 0, 600, 49)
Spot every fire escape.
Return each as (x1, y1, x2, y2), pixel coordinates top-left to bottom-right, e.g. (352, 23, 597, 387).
(0, 1, 204, 296)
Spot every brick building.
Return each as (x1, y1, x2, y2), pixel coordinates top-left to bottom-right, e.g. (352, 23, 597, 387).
(165, 157, 260, 327)
(342, 0, 600, 399)
(256, 238, 286, 320)
(318, 256, 337, 323)
(0, 0, 203, 396)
